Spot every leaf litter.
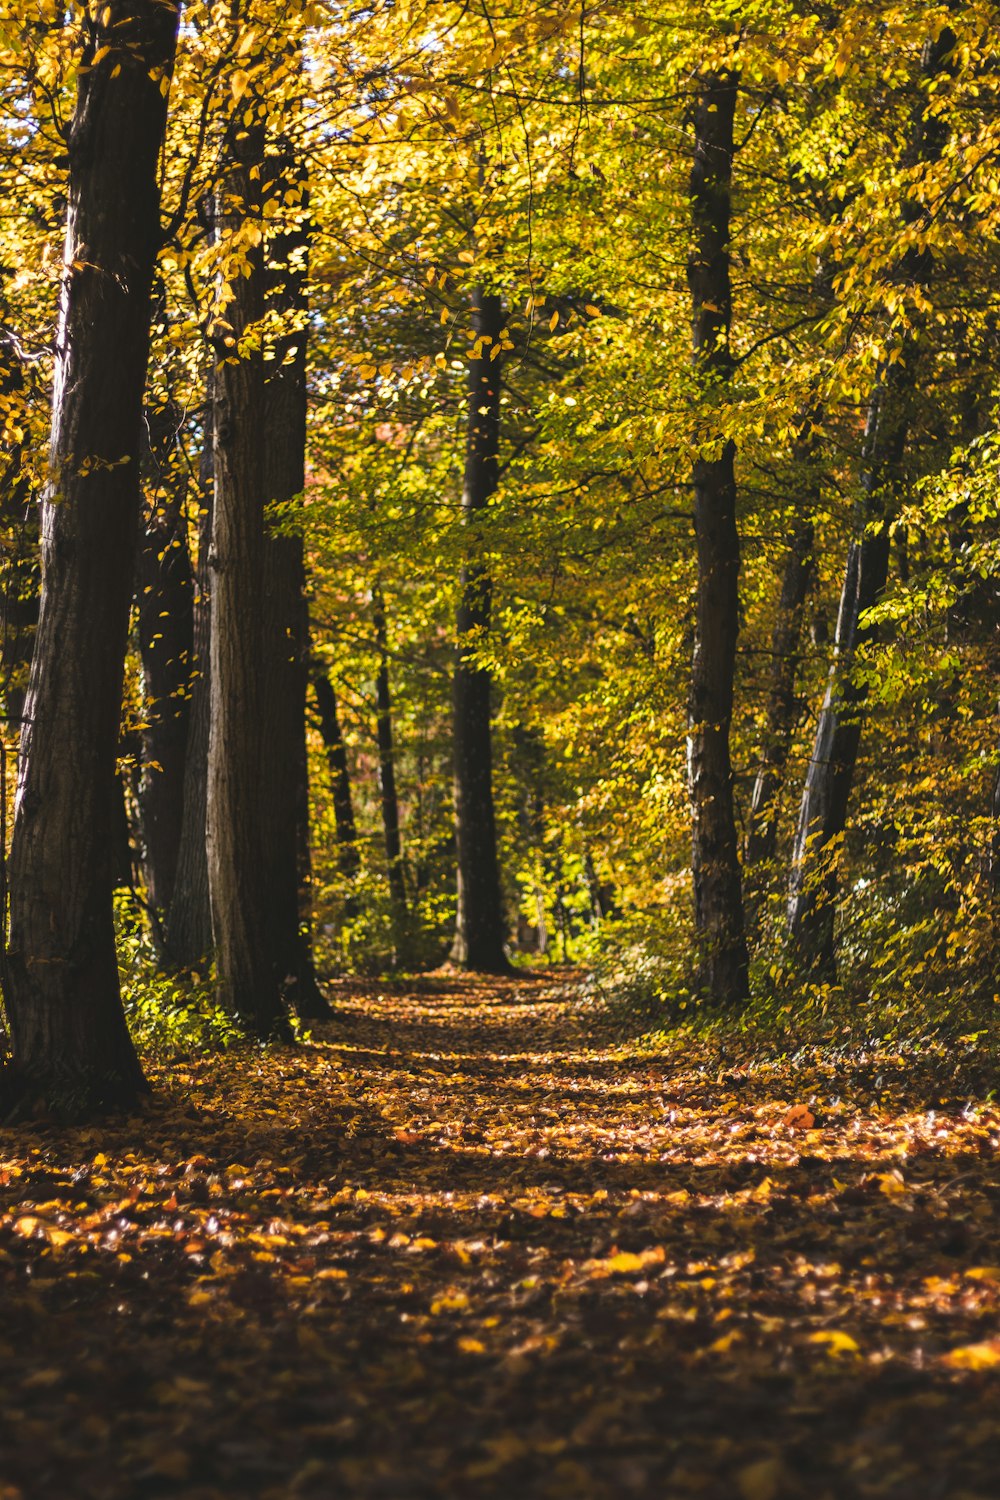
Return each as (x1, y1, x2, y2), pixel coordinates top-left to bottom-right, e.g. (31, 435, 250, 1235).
(2, 972, 1000, 1498)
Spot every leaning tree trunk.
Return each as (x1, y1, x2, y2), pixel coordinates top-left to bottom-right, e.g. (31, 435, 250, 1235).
(451, 289, 510, 973)
(373, 588, 410, 965)
(1, 1, 181, 1115)
(745, 510, 815, 872)
(206, 114, 289, 1041)
(686, 67, 750, 1005)
(137, 402, 193, 922)
(787, 25, 955, 977)
(258, 149, 327, 1018)
(164, 425, 213, 970)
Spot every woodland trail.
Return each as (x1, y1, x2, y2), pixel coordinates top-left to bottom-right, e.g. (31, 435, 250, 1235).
(3, 972, 1000, 1499)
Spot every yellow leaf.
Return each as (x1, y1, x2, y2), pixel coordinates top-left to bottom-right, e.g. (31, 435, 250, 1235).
(943, 1339, 1000, 1370)
(584, 1247, 665, 1277)
(457, 1337, 486, 1354)
(809, 1330, 860, 1355)
(548, 311, 559, 331)
(966, 1268, 1000, 1282)
(877, 1171, 907, 1197)
(707, 1330, 742, 1353)
(231, 70, 250, 103)
(430, 1291, 469, 1314)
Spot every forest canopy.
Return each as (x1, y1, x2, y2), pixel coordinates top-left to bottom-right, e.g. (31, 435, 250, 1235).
(0, 0, 999, 1095)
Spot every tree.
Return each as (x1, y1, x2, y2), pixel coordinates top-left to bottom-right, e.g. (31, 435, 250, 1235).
(686, 65, 750, 1005)
(1, 0, 181, 1113)
(137, 399, 194, 927)
(373, 587, 411, 964)
(206, 96, 289, 1040)
(258, 145, 327, 1017)
(451, 289, 510, 973)
(787, 23, 957, 977)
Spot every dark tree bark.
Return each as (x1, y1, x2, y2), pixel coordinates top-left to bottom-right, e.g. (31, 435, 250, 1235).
(451, 290, 510, 973)
(373, 588, 410, 964)
(163, 440, 213, 970)
(787, 27, 955, 977)
(686, 68, 750, 1005)
(312, 674, 360, 883)
(206, 116, 289, 1041)
(258, 150, 327, 1018)
(1, 2, 181, 1115)
(745, 511, 815, 871)
(137, 403, 193, 921)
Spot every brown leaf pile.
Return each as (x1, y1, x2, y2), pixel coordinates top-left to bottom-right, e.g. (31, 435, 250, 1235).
(2, 973, 1000, 1498)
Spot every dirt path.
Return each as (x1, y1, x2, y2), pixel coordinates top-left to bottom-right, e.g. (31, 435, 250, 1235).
(2, 971, 1000, 1499)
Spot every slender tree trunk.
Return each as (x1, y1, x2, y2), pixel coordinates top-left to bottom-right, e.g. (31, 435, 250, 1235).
(745, 512, 815, 871)
(164, 436, 213, 969)
(686, 68, 750, 1005)
(137, 403, 193, 921)
(312, 674, 360, 882)
(787, 27, 954, 977)
(258, 149, 327, 1018)
(373, 588, 410, 964)
(206, 114, 289, 1041)
(0, 338, 37, 749)
(1, 2, 180, 1115)
(451, 289, 510, 973)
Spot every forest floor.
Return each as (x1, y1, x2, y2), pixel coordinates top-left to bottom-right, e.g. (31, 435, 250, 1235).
(3, 971, 1000, 1500)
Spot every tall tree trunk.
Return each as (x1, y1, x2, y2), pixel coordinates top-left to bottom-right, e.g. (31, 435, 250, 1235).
(137, 402, 193, 922)
(1, 2, 181, 1115)
(206, 113, 289, 1041)
(787, 26, 955, 977)
(258, 148, 327, 1018)
(312, 673, 360, 883)
(745, 511, 815, 871)
(164, 430, 213, 970)
(451, 289, 509, 973)
(686, 68, 750, 1005)
(373, 588, 410, 964)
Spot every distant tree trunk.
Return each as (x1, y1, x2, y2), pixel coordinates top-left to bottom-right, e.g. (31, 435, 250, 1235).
(137, 402, 193, 922)
(258, 148, 327, 1018)
(686, 68, 750, 1005)
(1, 1, 181, 1115)
(312, 674, 360, 882)
(206, 116, 289, 1041)
(787, 26, 955, 977)
(0, 336, 37, 748)
(163, 433, 213, 970)
(451, 289, 510, 973)
(373, 588, 410, 964)
(745, 512, 815, 871)
(990, 749, 1000, 909)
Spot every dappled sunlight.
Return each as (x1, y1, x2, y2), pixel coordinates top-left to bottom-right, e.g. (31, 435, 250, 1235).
(3, 973, 1000, 1496)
